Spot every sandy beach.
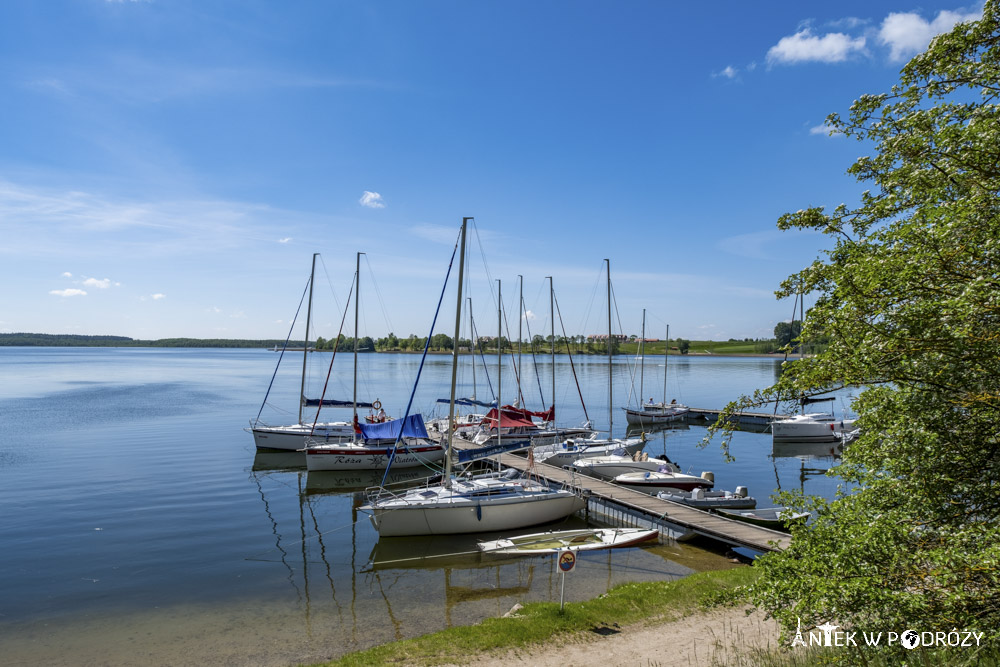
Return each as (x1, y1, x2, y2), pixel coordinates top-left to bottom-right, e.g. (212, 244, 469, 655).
(458, 605, 781, 667)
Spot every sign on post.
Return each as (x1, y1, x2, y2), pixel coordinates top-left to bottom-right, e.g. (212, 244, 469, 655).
(558, 549, 576, 612)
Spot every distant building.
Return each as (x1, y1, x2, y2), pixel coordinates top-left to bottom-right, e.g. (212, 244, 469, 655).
(586, 334, 629, 342)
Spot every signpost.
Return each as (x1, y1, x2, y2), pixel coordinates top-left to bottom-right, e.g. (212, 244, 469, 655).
(558, 549, 576, 612)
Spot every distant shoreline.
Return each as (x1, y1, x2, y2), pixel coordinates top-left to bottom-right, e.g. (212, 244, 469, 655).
(0, 333, 791, 357)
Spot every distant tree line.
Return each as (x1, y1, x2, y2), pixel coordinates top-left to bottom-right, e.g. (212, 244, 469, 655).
(0, 333, 295, 348)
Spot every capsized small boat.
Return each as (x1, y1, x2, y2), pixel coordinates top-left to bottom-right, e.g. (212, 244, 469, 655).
(477, 527, 659, 556)
(613, 469, 715, 494)
(657, 486, 757, 510)
(715, 506, 809, 532)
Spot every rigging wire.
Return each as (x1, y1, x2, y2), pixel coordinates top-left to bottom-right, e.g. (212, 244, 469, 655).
(254, 273, 312, 425)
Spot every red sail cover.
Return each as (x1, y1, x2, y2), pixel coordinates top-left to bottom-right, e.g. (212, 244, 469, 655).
(480, 405, 554, 428)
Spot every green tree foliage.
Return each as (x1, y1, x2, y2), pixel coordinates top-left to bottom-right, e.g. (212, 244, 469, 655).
(773, 320, 802, 350)
(714, 6, 1000, 652)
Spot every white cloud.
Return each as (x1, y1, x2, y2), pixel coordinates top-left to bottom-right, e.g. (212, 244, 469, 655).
(61, 272, 73, 278)
(278, 237, 292, 243)
(767, 29, 866, 64)
(879, 8, 981, 62)
(714, 65, 738, 79)
(523, 310, 537, 321)
(810, 123, 843, 136)
(83, 277, 114, 289)
(151, 293, 166, 300)
(50, 288, 87, 297)
(359, 191, 386, 209)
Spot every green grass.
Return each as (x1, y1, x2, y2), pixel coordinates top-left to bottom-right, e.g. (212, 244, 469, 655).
(309, 567, 759, 667)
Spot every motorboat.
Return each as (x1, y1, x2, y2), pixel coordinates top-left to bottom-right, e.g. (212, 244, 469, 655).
(613, 469, 715, 494)
(657, 486, 756, 510)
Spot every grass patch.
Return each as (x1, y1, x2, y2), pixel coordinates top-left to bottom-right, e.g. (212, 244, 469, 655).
(311, 566, 758, 667)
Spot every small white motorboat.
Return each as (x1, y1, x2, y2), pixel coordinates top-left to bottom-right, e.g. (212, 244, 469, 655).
(477, 527, 659, 556)
(657, 486, 757, 510)
(613, 469, 715, 494)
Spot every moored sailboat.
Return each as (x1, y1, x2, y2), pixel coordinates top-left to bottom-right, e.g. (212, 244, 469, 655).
(248, 253, 367, 451)
(362, 218, 586, 537)
(623, 316, 688, 426)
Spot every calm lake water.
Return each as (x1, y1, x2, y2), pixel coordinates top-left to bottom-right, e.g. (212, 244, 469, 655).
(0, 347, 853, 666)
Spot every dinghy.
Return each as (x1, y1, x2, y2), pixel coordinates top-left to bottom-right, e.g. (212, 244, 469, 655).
(477, 527, 659, 556)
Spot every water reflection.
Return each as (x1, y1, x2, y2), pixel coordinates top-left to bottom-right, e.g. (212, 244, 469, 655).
(305, 468, 437, 495)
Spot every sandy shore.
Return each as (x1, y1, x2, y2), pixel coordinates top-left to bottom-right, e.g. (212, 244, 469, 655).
(457, 605, 780, 667)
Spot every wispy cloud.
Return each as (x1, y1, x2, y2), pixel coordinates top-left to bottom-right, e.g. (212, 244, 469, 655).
(767, 28, 866, 65)
(23, 57, 385, 105)
(410, 224, 464, 245)
(151, 293, 166, 300)
(83, 277, 117, 289)
(359, 191, 386, 209)
(810, 122, 842, 137)
(879, 8, 982, 62)
(0, 179, 284, 259)
(50, 288, 87, 297)
(713, 65, 739, 79)
(278, 237, 292, 244)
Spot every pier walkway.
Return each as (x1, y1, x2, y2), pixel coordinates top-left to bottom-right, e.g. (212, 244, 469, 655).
(446, 435, 792, 553)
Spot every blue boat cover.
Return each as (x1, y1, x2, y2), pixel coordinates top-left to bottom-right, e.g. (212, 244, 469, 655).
(359, 413, 429, 440)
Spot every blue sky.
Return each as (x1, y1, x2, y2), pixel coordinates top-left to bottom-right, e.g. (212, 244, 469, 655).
(0, 1, 983, 342)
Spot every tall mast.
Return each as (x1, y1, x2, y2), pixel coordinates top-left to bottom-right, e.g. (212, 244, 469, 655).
(639, 308, 646, 403)
(517, 275, 523, 407)
(299, 252, 318, 424)
(606, 258, 613, 436)
(353, 252, 362, 438)
(445, 218, 470, 484)
(549, 276, 555, 422)
(663, 324, 670, 404)
(497, 279, 502, 451)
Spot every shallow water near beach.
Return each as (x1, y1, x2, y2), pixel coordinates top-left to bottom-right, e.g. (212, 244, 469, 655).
(0, 347, 851, 665)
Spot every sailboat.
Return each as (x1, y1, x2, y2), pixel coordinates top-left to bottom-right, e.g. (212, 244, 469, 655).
(304, 252, 445, 471)
(623, 315, 688, 426)
(470, 277, 596, 447)
(361, 218, 586, 537)
(534, 259, 645, 466)
(248, 253, 364, 451)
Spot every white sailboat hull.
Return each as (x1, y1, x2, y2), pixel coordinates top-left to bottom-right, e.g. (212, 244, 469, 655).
(364, 482, 586, 537)
(569, 454, 676, 480)
(623, 405, 688, 426)
(305, 440, 445, 471)
(771, 414, 856, 443)
(250, 422, 355, 451)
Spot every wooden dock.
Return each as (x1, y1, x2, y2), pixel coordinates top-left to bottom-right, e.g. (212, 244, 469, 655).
(445, 435, 792, 553)
(686, 407, 788, 426)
